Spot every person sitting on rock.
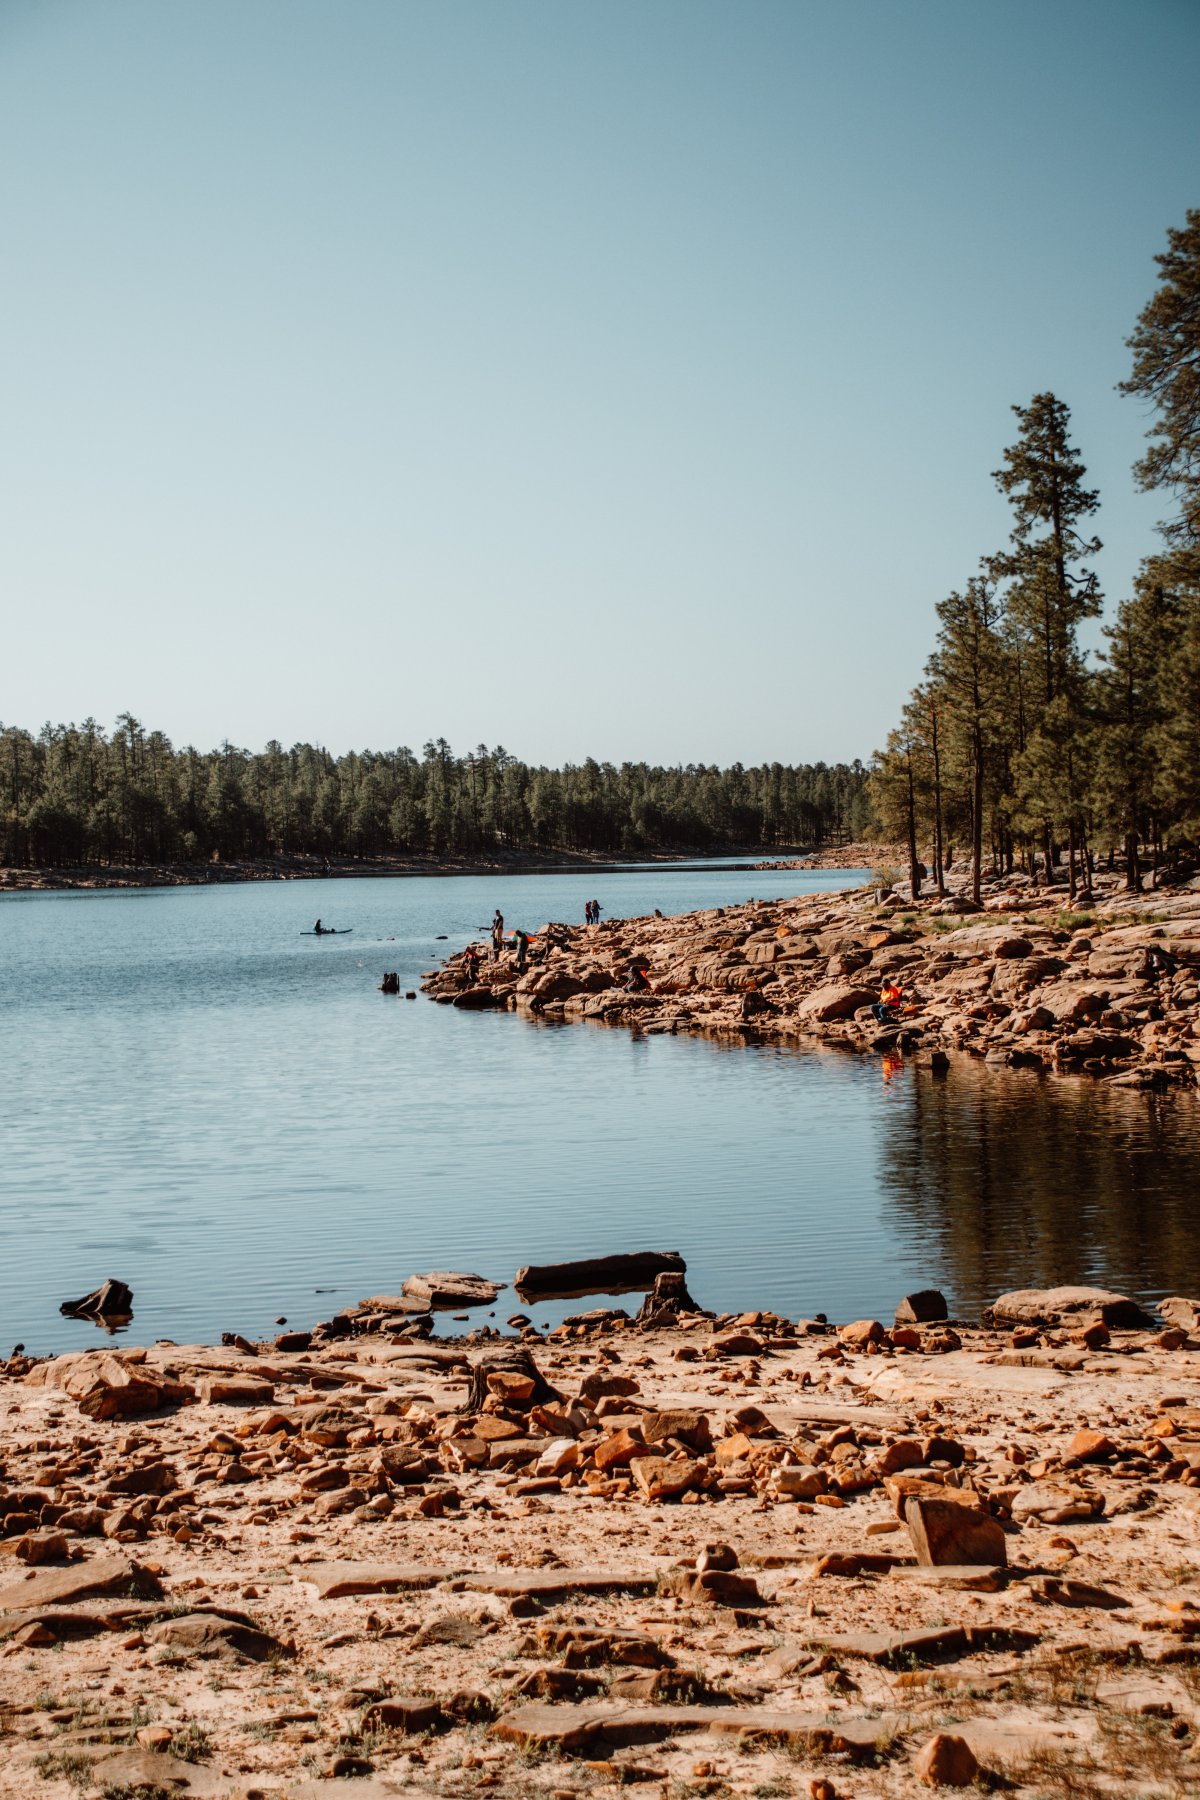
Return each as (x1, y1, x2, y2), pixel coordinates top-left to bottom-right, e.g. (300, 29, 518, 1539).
(625, 961, 651, 993)
(873, 979, 903, 1022)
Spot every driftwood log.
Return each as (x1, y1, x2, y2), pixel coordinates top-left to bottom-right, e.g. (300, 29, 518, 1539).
(462, 1344, 562, 1414)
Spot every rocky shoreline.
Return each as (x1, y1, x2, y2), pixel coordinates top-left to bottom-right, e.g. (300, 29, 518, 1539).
(3, 1270, 1200, 1798)
(423, 869, 1200, 1087)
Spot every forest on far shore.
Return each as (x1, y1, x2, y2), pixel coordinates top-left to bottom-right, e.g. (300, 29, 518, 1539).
(0, 725, 873, 869)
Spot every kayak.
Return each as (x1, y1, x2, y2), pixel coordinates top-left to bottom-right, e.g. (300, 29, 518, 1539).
(301, 928, 353, 936)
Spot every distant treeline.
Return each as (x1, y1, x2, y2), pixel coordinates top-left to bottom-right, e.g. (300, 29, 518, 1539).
(871, 207, 1200, 900)
(0, 723, 873, 867)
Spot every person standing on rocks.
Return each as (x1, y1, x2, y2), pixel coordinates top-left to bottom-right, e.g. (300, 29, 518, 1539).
(512, 928, 529, 973)
(491, 910, 504, 958)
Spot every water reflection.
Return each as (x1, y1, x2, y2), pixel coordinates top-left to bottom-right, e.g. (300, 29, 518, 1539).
(877, 1060, 1200, 1310)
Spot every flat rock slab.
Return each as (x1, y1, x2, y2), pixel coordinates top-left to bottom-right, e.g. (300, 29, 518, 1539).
(492, 1702, 899, 1760)
(456, 1568, 660, 1600)
(81, 1749, 230, 1795)
(300, 1562, 458, 1599)
(889, 1564, 1008, 1592)
(984, 1286, 1152, 1328)
(0, 1600, 159, 1641)
(401, 1271, 503, 1307)
(0, 1554, 162, 1612)
(816, 1625, 1038, 1666)
(148, 1611, 292, 1661)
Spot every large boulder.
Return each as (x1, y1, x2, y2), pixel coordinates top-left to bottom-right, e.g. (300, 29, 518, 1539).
(983, 1287, 1152, 1329)
(795, 983, 877, 1022)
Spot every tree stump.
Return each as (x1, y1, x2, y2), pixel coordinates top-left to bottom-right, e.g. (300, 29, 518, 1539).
(461, 1345, 562, 1413)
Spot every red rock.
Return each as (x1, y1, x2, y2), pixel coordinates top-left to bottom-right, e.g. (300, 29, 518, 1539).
(894, 1289, 948, 1324)
(1064, 1428, 1117, 1464)
(914, 1732, 979, 1786)
(839, 1319, 887, 1349)
(593, 1428, 650, 1473)
(873, 1439, 925, 1477)
(903, 1495, 1008, 1567)
(631, 1456, 707, 1502)
(641, 1409, 713, 1452)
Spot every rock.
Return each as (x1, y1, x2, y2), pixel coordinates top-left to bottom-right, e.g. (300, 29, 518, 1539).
(197, 1375, 275, 1406)
(0, 1554, 162, 1611)
(795, 983, 878, 1022)
(839, 1319, 886, 1348)
(774, 1464, 827, 1499)
(984, 1286, 1152, 1329)
(14, 1530, 69, 1564)
(513, 1250, 686, 1299)
(1009, 1483, 1105, 1523)
(641, 1409, 713, 1453)
(1064, 1427, 1117, 1463)
(299, 1563, 452, 1599)
(360, 1696, 447, 1735)
(402, 1272, 503, 1308)
(631, 1455, 707, 1502)
(487, 1370, 536, 1405)
(594, 1428, 651, 1472)
(53, 1352, 192, 1421)
(536, 1437, 580, 1477)
(661, 1567, 764, 1607)
(903, 1495, 1008, 1567)
(457, 1568, 659, 1600)
(707, 1331, 763, 1357)
(59, 1277, 133, 1319)
(1159, 1296, 1200, 1334)
(85, 1749, 226, 1795)
(914, 1732, 980, 1786)
(149, 1612, 292, 1662)
(894, 1289, 948, 1324)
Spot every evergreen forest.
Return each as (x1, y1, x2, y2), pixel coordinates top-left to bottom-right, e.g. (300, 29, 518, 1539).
(872, 208, 1200, 901)
(0, 725, 872, 869)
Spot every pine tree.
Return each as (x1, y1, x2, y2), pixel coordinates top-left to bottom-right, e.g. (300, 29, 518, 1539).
(1121, 208, 1200, 548)
(993, 394, 1102, 890)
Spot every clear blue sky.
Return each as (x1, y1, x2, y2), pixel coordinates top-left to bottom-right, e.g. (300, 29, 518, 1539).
(2, 0, 1196, 766)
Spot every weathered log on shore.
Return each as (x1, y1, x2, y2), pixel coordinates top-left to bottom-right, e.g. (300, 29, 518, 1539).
(514, 1251, 687, 1300)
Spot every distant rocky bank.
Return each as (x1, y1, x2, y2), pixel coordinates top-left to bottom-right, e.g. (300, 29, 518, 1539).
(0, 843, 842, 893)
(423, 869, 1200, 1087)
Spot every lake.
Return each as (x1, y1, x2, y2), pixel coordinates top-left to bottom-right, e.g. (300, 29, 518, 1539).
(4, 865, 1199, 1354)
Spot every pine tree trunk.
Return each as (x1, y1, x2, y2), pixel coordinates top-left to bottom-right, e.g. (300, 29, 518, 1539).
(1125, 831, 1140, 893)
(971, 738, 983, 908)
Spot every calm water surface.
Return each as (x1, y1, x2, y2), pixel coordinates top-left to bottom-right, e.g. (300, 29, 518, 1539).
(3, 867, 1199, 1353)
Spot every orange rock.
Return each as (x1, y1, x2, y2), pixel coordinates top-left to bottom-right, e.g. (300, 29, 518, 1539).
(839, 1319, 886, 1349)
(903, 1495, 1007, 1567)
(914, 1731, 979, 1786)
(631, 1456, 706, 1502)
(593, 1429, 650, 1473)
(1064, 1428, 1117, 1464)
